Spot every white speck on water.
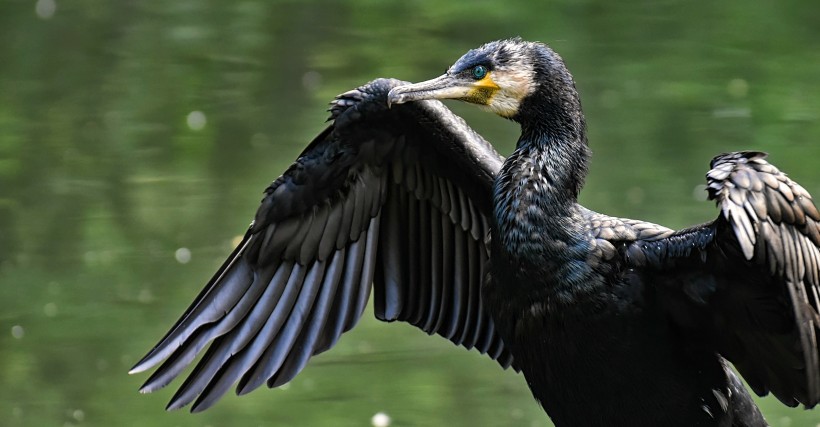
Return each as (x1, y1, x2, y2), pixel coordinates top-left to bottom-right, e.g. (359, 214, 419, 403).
(357, 341, 373, 354)
(11, 325, 24, 339)
(692, 184, 708, 201)
(626, 186, 644, 205)
(83, 251, 98, 265)
(302, 70, 322, 92)
(44, 302, 58, 317)
(137, 288, 154, 303)
(35, 0, 56, 19)
(186, 111, 207, 131)
(727, 78, 748, 98)
(371, 412, 391, 427)
(175, 247, 191, 264)
(712, 107, 751, 119)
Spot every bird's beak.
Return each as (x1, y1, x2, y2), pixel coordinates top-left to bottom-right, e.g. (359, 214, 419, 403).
(388, 74, 494, 108)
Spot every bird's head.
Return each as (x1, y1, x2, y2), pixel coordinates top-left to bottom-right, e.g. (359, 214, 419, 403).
(388, 38, 578, 123)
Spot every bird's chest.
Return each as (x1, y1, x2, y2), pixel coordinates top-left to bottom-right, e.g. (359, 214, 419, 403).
(483, 242, 617, 348)
(484, 211, 616, 333)
(484, 260, 636, 392)
(484, 264, 734, 427)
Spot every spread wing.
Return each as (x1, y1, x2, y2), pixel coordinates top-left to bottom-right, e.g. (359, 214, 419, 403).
(129, 78, 513, 412)
(622, 151, 820, 408)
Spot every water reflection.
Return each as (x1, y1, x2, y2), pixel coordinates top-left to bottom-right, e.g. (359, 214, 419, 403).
(1, 1, 819, 426)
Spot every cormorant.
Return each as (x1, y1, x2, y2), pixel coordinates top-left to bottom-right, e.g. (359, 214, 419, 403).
(131, 38, 820, 426)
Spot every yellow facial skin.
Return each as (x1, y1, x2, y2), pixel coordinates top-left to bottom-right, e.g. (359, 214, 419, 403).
(475, 69, 535, 118)
(466, 74, 501, 105)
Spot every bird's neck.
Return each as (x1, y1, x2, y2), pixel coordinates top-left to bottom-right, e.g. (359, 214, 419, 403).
(509, 73, 590, 209)
(492, 97, 591, 268)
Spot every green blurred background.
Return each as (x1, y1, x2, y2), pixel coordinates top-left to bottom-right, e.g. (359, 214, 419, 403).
(1, 0, 820, 426)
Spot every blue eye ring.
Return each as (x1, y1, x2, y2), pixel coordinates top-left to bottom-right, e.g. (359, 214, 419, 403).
(471, 65, 488, 80)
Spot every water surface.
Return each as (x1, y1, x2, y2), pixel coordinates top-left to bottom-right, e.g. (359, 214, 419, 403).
(2, 1, 820, 426)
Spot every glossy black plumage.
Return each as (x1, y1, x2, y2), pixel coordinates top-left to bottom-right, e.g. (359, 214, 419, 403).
(130, 78, 514, 412)
(132, 39, 820, 426)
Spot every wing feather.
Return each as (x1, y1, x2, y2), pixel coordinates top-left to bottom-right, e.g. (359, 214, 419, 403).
(131, 78, 514, 411)
(267, 246, 347, 388)
(710, 152, 820, 406)
(315, 234, 365, 353)
(133, 239, 257, 374)
(414, 195, 432, 326)
(351, 213, 379, 328)
(628, 151, 820, 408)
(424, 203, 444, 333)
(451, 217, 469, 341)
(437, 211, 456, 338)
(241, 261, 323, 394)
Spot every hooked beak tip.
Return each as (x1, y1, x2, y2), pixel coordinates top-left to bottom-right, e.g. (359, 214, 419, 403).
(386, 88, 403, 109)
(386, 74, 463, 107)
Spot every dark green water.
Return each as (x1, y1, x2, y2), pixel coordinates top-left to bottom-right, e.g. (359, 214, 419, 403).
(2, 1, 820, 426)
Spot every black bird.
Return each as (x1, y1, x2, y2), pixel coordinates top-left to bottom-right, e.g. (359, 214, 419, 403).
(131, 38, 820, 426)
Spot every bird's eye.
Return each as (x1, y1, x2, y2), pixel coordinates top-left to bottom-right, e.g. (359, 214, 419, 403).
(471, 65, 488, 80)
